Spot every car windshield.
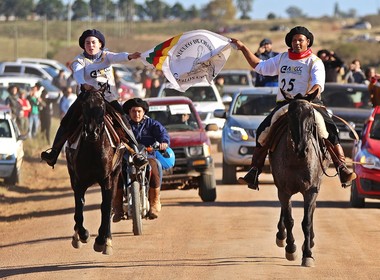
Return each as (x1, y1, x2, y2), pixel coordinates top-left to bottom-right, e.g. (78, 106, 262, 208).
(232, 94, 276, 116)
(369, 114, 380, 140)
(321, 87, 371, 109)
(163, 87, 217, 102)
(218, 73, 250, 86)
(0, 119, 11, 138)
(147, 103, 200, 131)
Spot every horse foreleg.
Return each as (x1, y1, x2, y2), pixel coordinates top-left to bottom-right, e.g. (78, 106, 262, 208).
(301, 188, 318, 267)
(94, 184, 113, 255)
(72, 188, 90, 249)
(278, 192, 297, 261)
(276, 209, 286, 247)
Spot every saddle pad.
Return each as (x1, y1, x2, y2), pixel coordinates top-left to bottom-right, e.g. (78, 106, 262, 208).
(258, 104, 328, 146)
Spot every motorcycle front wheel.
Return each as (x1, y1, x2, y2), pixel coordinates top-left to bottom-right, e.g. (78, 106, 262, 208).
(131, 181, 143, 235)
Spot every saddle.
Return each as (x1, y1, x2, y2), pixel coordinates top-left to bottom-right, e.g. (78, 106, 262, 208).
(258, 104, 329, 153)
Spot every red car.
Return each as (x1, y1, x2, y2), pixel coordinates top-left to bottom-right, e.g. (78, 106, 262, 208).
(145, 96, 218, 202)
(351, 106, 380, 207)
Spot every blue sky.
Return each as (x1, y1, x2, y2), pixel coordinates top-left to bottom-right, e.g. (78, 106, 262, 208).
(135, 0, 379, 19)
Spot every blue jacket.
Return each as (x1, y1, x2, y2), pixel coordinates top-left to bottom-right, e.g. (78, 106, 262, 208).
(129, 116, 170, 149)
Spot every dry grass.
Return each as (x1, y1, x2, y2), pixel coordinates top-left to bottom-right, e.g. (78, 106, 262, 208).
(1, 17, 380, 70)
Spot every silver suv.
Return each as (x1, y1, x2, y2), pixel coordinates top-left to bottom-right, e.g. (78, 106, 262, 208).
(214, 87, 277, 184)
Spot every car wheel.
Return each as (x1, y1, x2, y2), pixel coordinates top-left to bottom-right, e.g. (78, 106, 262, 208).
(222, 158, 237, 184)
(198, 169, 217, 202)
(350, 179, 365, 208)
(4, 164, 20, 187)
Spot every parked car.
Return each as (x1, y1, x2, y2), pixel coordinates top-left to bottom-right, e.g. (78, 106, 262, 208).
(216, 69, 255, 98)
(145, 96, 218, 202)
(157, 81, 225, 144)
(0, 62, 57, 80)
(321, 83, 372, 156)
(0, 75, 62, 100)
(350, 106, 380, 207)
(0, 108, 25, 186)
(16, 58, 72, 79)
(214, 87, 277, 184)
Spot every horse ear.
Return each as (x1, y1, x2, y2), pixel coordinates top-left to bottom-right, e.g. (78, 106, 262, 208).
(305, 88, 320, 102)
(280, 88, 294, 101)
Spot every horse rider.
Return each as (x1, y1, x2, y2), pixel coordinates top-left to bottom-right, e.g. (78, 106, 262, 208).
(112, 98, 170, 221)
(230, 26, 356, 190)
(41, 29, 141, 167)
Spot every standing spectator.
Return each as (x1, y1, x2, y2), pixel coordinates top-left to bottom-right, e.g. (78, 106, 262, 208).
(317, 49, 344, 83)
(52, 69, 68, 91)
(345, 59, 366, 84)
(39, 90, 53, 145)
(254, 38, 279, 87)
(27, 85, 40, 139)
(150, 71, 161, 98)
(215, 75, 224, 96)
(364, 66, 376, 85)
(141, 66, 152, 97)
(5, 85, 22, 123)
(59, 86, 77, 119)
(18, 89, 31, 135)
(368, 73, 380, 106)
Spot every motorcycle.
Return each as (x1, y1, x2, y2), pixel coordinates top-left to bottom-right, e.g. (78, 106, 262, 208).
(122, 142, 159, 235)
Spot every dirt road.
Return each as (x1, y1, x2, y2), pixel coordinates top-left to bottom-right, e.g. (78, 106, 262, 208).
(1, 149, 379, 280)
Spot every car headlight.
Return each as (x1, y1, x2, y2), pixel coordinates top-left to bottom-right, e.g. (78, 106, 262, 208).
(0, 153, 16, 160)
(358, 148, 380, 170)
(227, 126, 249, 141)
(188, 144, 211, 157)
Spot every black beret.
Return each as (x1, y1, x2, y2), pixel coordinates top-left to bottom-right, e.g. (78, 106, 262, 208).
(260, 38, 272, 47)
(123, 98, 149, 113)
(79, 29, 106, 49)
(285, 26, 314, 48)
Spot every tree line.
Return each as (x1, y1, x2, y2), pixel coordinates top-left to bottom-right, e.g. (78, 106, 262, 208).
(0, 0, 255, 22)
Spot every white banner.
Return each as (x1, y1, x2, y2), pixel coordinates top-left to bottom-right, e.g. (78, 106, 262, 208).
(141, 29, 231, 92)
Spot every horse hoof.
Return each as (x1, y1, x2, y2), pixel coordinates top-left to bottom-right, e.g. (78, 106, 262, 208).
(71, 235, 82, 249)
(72, 230, 89, 249)
(103, 238, 113, 255)
(285, 251, 297, 261)
(302, 257, 315, 267)
(93, 242, 104, 253)
(276, 237, 286, 247)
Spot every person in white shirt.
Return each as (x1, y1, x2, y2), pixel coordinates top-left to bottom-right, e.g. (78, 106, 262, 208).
(41, 29, 141, 167)
(230, 26, 356, 190)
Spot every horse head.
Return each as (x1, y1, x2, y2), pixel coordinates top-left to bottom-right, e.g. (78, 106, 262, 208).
(280, 89, 319, 158)
(81, 90, 106, 142)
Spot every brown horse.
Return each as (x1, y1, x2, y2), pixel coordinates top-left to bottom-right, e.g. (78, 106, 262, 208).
(65, 90, 126, 255)
(269, 90, 330, 267)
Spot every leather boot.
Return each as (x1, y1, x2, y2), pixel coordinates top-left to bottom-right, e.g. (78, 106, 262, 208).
(148, 187, 161, 219)
(41, 125, 68, 168)
(238, 145, 268, 190)
(326, 142, 357, 188)
(112, 186, 125, 223)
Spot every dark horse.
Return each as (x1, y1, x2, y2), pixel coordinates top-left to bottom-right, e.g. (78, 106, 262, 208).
(268, 89, 330, 267)
(66, 90, 126, 255)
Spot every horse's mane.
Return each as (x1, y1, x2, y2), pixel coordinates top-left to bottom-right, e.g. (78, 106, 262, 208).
(287, 99, 316, 158)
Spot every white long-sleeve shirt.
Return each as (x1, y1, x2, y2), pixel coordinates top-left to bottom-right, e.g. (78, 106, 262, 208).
(255, 51, 325, 102)
(71, 51, 130, 102)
